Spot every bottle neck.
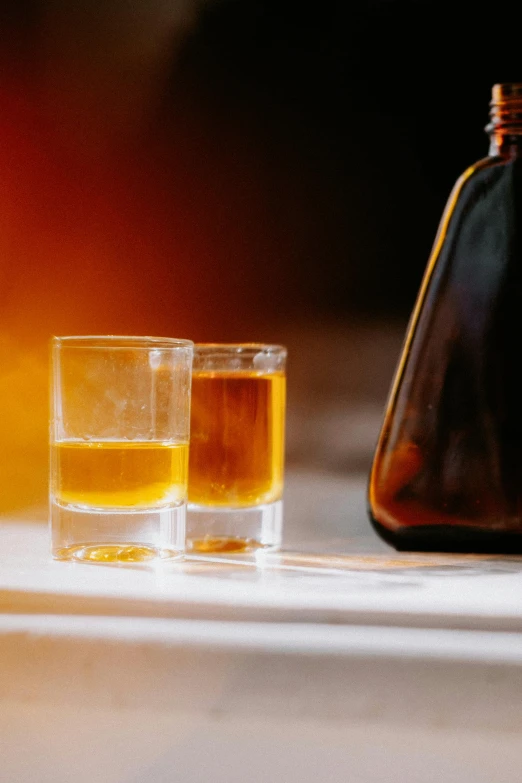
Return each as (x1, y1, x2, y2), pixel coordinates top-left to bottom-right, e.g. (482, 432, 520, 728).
(487, 83, 522, 157)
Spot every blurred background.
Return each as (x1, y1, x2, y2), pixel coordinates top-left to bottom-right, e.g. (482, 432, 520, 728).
(0, 0, 520, 533)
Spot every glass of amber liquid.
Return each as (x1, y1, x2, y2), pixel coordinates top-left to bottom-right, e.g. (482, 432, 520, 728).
(187, 343, 286, 555)
(50, 336, 193, 563)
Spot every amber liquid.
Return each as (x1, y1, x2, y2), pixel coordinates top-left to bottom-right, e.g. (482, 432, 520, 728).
(188, 370, 285, 508)
(188, 535, 264, 554)
(369, 154, 522, 552)
(52, 440, 189, 509)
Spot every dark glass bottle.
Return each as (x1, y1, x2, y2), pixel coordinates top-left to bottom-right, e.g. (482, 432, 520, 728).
(369, 83, 522, 553)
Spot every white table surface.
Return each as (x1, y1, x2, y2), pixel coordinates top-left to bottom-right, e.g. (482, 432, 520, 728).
(3, 518, 522, 632)
(3, 473, 522, 782)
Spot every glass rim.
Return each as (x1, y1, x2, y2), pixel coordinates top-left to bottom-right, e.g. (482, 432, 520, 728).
(194, 342, 286, 356)
(52, 335, 194, 350)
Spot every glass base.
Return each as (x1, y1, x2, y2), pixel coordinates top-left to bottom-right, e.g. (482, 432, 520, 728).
(50, 498, 185, 563)
(186, 500, 283, 555)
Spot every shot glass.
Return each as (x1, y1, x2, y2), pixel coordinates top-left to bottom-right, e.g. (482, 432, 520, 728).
(50, 336, 193, 563)
(187, 343, 286, 554)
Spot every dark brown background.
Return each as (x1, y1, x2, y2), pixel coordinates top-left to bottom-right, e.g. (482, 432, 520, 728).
(0, 0, 519, 511)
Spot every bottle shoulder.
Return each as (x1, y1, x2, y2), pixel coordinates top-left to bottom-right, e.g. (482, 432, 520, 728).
(428, 154, 519, 258)
(452, 155, 507, 192)
(455, 153, 521, 189)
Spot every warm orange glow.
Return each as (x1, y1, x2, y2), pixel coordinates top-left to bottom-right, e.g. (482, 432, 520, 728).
(0, 339, 48, 511)
(0, 66, 287, 512)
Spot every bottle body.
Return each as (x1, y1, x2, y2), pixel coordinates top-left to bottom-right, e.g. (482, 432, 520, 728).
(369, 124, 522, 552)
